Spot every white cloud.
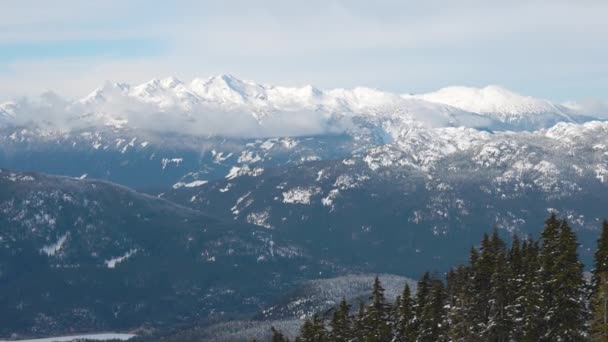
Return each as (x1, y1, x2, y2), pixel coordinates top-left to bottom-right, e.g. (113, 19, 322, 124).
(563, 99, 608, 119)
(3, 85, 351, 138)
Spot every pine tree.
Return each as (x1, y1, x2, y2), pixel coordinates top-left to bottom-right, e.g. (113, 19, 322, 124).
(485, 244, 510, 342)
(591, 272, 608, 341)
(592, 220, 608, 341)
(504, 235, 523, 341)
(417, 277, 447, 342)
(287, 214, 595, 342)
(393, 283, 415, 340)
(505, 237, 533, 341)
(541, 219, 587, 341)
(593, 220, 608, 288)
(445, 265, 476, 341)
(359, 276, 392, 341)
(353, 301, 366, 338)
(469, 232, 497, 335)
(298, 314, 327, 342)
(329, 298, 352, 342)
(413, 272, 431, 340)
(539, 213, 562, 340)
(520, 239, 543, 342)
(271, 326, 289, 342)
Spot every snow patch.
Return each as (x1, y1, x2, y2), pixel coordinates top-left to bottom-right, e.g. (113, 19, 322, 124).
(172, 180, 208, 189)
(226, 166, 264, 180)
(40, 233, 68, 256)
(105, 249, 138, 269)
(161, 158, 183, 170)
(246, 210, 273, 229)
(282, 187, 321, 205)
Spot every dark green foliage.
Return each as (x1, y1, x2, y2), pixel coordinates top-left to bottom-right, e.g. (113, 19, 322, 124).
(591, 220, 608, 341)
(358, 276, 393, 341)
(290, 215, 593, 342)
(297, 314, 327, 342)
(329, 299, 353, 341)
(272, 326, 289, 342)
(417, 277, 447, 341)
(393, 283, 415, 340)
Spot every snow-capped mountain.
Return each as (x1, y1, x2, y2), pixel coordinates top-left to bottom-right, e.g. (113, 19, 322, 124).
(1, 75, 599, 135)
(2, 75, 608, 339)
(1, 76, 607, 272)
(412, 85, 577, 130)
(415, 85, 561, 116)
(0, 75, 605, 194)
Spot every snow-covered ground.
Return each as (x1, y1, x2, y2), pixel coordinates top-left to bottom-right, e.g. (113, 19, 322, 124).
(0, 333, 135, 342)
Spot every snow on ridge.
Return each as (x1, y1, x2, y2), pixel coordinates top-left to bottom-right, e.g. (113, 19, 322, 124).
(161, 158, 183, 170)
(4, 173, 35, 182)
(3, 74, 601, 136)
(225, 166, 264, 180)
(172, 180, 208, 189)
(282, 187, 321, 205)
(105, 249, 138, 269)
(413, 85, 560, 116)
(246, 210, 273, 229)
(40, 233, 69, 256)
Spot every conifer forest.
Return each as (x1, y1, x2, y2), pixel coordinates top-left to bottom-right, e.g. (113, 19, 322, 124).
(269, 215, 608, 342)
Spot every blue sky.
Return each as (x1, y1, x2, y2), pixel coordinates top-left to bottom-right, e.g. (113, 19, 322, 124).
(0, 40, 162, 62)
(1, 0, 606, 103)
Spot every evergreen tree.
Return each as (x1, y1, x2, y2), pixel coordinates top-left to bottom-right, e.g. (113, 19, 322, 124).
(539, 213, 562, 340)
(445, 266, 476, 341)
(520, 239, 544, 342)
(417, 277, 447, 342)
(592, 220, 608, 341)
(504, 235, 524, 341)
(298, 314, 327, 342)
(359, 276, 392, 341)
(353, 301, 366, 338)
(540, 219, 587, 341)
(413, 272, 431, 339)
(393, 283, 415, 341)
(329, 298, 352, 342)
(271, 326, 289, 342)
(485, 244, 510, 342)
(469, 232, 496, 335)
(287, 214, 594, 342)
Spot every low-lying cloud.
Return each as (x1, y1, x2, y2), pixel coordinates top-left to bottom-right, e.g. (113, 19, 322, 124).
(2, 93, 350, 138)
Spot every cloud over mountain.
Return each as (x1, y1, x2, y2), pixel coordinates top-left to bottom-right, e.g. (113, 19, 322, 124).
(0, 74, 604, 137)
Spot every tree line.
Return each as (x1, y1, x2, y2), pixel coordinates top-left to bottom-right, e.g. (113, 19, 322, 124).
(267, 214, 608, 341)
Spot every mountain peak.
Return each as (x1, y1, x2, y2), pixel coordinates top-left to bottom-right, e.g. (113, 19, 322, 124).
(160, 76, 183, 88)
(2, 75, 601, 133)
(415, 85, 560, 116)
(0, 101, 17, 120)
(81, 81, 130, 104)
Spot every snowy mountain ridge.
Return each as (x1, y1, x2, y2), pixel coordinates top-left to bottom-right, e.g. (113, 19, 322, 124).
(413, 85, 563, 116)
(0, 75, 600, 135)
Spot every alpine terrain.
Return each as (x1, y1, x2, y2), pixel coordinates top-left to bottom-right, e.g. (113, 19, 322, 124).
(1, 75, 608, 339)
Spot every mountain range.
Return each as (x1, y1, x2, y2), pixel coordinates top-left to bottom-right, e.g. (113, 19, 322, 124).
(1, 75, 607, 338)
(1, 74, 601, 135)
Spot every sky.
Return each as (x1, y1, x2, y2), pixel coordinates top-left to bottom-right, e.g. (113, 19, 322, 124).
(1, 0, 607, 103)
